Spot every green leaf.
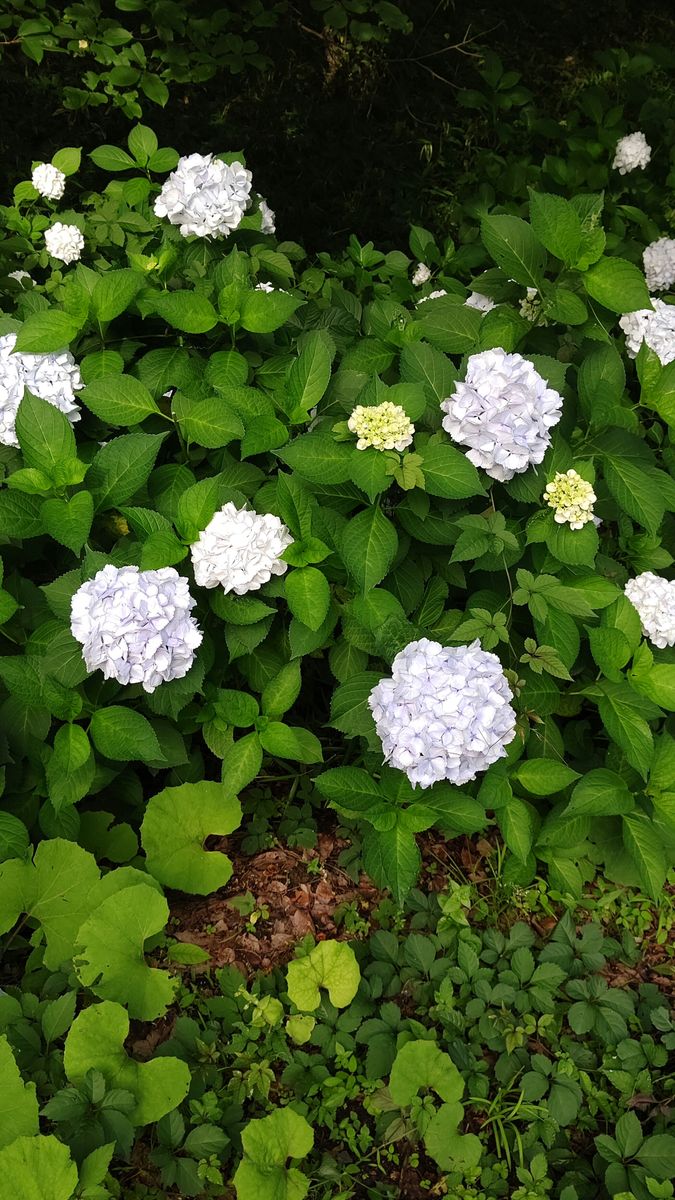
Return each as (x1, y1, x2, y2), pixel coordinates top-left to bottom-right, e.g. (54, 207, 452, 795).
(285, 567, 330, 630)
(91, 270, 145, 322)
(178, 398, 244, 449)
(277, 432, 353, 484)
(341, 507, 398, 594)
(287, 332, 332, 415)
(52, 147, 81, 176)
(361, 824, 421, 905)
(622, 812, 667, 899)
(480, 214, 546, 287)
(258, 722, 323, 764)
(13, 311, 82, 354)
(220, 733, 263, 792)
(603, 456, 665, 533)
(233, 1109, 313, 1200)
(0, 1135, 77, 1200)
(64, 1001, 190, 1126)
(330, 671, 380, 742)
(584, 257, 650, 314)
(513, 760, 579, 796)
(261, 662, 302, 720)
(566, 769, 634, 816)
(497, 799, 535, 862)
(390, 1040, 465, 1105)
(415, 296, 482, 353)
(0, 839, 100, 970)
(127, 123, 158, 165)
(88, 431, 166, 510)
(240, 290, 302, 333)
(598, 683, 657, 778)
(151, 291, 218, 334)
(90, 707, 164, 762)
(41, 492, 93, 554)
(141, 782, 242, 894)
(50, 723, 91, 774)
(0, 813, 30, 864)
(635, 1134, 675, 1181)
(80, 375, 159, 425)
(0, 491, 43, 537)
(400, 342, 457, 405)
(421, 440, 485, 498)
(286, 940, 360, 1010)
(89, 144, 136, 171)
(74, 884, 177, 1020)
(15, 392, 76, 476)
(0, 1037, 39, 1147)
(529, 190, 582, 264)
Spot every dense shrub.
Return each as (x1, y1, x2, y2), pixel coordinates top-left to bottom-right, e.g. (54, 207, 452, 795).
(0, 28, 674, 1200)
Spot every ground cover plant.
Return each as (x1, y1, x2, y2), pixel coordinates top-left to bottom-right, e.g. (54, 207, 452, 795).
(0, 19, 674, 1200)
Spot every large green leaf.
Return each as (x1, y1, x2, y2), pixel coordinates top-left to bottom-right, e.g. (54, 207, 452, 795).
(389, 1040, 464, 1105)
(0, 1037, 39, 1148)
(90, 706, 165, 762)
(74, 883, 177, 1019)
(151, 290, 218, 333)
(286, 940, 360, 1011)
(87, 431, 167, 510)
(64, 1001, 190, 1126)
(597, 682, 659, 779)
(91, 269, 145, 322)
(15, 392, 76, 476)
(0, 840, 100, 970)
(286, 331, 332, 416)
(528, 190, 582, 265)
(480, 214, 546, 287)
(341, 507, 398, 594)
(421, 440, 484, 499)
(622, 812, 667, 899)
(80, 375, 160, 425)
(361, 824, 421, 905)
(584, 257, 650, 314)
(233, 1108, 313, 1200)
(141, 781, 242, 894)
(0, 1136, 77, 1200)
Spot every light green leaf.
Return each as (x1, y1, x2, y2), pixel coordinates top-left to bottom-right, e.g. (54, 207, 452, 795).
(287, 332, 332, 415)
(74, 884, 177, 1020)
(584, 257, 650, 314)
(16, 392, 76, 476)
(0, 839, 100, 970)
(566, 769, 634, 816)
(240, 290, 302, 333)
(80, 374, 159, 425)
(362, 824, 421, 905)
(88, 431, 167, 510)
(141, 782, 242, 894)
(480, 214, 546, 287)
(389, 1040, 465, 1105)
(0, 1135, 77, 1200)
(91, 270, 145, 322)
(421, 440, 484, 498)
(234, 1108, 313, 1200)
(528, 190, 582, 265)
(41, 492, 93, 554)
(178, 398, 244, 449)
(513, 760, 579, 796)
(622, 812, 667, 900)
(13, 311, 82, 354)
(285, 567, 330, 630)
(0, 1037, 39, 1148)
(497, 799, 535, 862)
(64, 1001, 190, 1126)
(258, 722, 323, 764)
(151, 291, 218, 333)
(286, 940, 360, 1011)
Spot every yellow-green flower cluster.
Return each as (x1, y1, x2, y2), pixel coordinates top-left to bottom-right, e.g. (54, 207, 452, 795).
(348, 402, 414, 452)
(544, 469, 596, 530)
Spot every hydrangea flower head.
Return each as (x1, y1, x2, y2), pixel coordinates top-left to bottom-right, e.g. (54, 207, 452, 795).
(620, 299, 675, 365)
(643, 238, 675, 292)
(465, 291, 496, 313)
(412, 262, 431, 286)
(417, 289, 448, 305)
(624, 572, 675, 649)
(0, 333, 82, 447)
(613, 131, 651, 174)
(154, 153, 253, 238)
(8, 270, 32, 285)
(519, 286, 548, 325)
(0, 334, 26, 448)
(544, 469, 596, 529)
(259, 198, 275, 234)
(255, 281, 276, 292)
(190, 502, 293, 594)
(441, 348, 563, 482)
(45, 222, 84, 264)
(368, 637, 516, 789)
(32, 163, 66, 200)
(348, 401, 414, 452)
(71, 565, 202, 692)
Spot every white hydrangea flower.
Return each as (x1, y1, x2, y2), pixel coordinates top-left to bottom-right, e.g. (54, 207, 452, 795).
(348, 401, 414, 452)
(154, 153, 253, 238)
(0, 333, 82, 447)
(417, 289, 448, 305)
(45, 222, 84, 264)
(441, 348, 563, 482)
(613, 131, 651, 175)
(31, 163, 66, 200)
(255, 281, 276, 292)
(259, 198, 276, 234)
(624, 572, 675, 649)
(643, 238, 675, 292)
(519, 286, 548, 325)
(465, 291, 496, 313)
(71, 565, 202, 692)
(619, 299, 675, 365)
(190, 502, 293, 594)
(412, 262, 431, 286)
(8, 270, 32, 284)
(0, 334, 26, 448)
(544, 469, 596, 530)
(369, 637, 516, 789)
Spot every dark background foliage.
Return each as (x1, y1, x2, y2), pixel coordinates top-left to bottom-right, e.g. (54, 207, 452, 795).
(2, 0, 675, 250)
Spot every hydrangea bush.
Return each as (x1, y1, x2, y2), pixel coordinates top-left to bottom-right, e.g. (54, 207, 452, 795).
(1, 114, 675, 1195)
